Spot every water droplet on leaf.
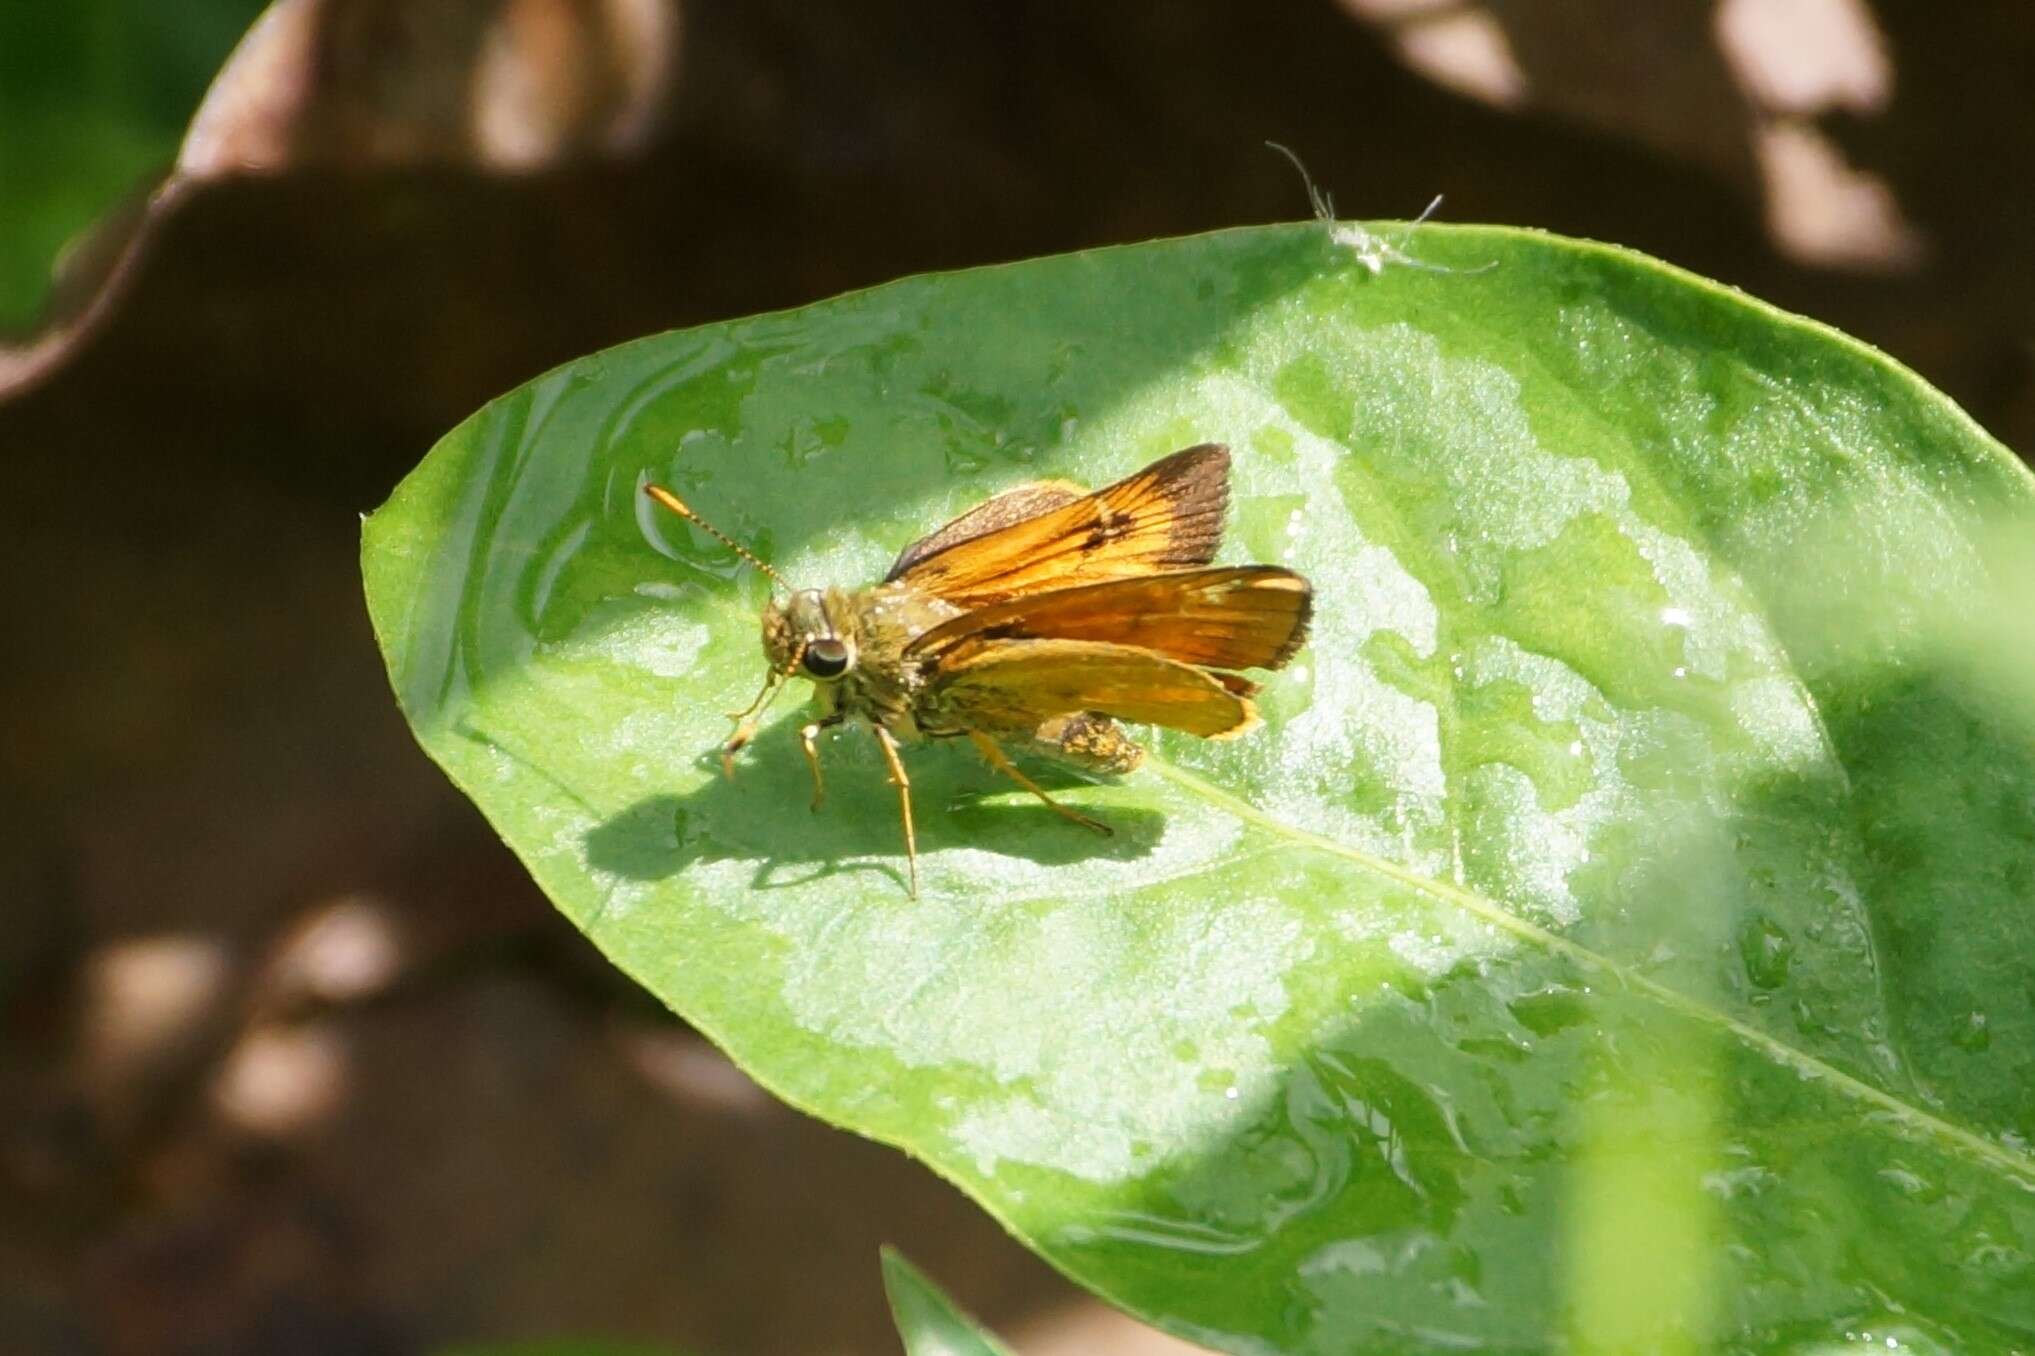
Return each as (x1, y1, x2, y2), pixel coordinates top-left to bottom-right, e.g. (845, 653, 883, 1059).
(1951, 1010, 1991, 1052)
(1738, 915, 1793, 990)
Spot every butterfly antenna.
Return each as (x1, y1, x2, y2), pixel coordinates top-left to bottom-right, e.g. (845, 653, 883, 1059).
(643, 483, 789, 589)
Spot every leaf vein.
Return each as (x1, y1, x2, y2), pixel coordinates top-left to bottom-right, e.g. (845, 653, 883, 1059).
(1145, 754, 2035, 1190)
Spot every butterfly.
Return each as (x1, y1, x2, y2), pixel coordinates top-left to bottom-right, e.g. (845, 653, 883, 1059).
(645, 443, 1311, 896)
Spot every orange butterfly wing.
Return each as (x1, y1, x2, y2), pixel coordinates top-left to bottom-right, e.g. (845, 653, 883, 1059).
(926, 638, 1258, 740)
(887, 479, 1086, 580)
(888, 443, 1230, 607)
(906, 565, 1312, 673)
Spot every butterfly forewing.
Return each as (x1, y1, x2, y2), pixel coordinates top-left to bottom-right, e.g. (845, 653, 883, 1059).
(927, 638, 1258, 740)
(889, 443, 1230, 607)
(906, 564, 1312, 672)
(886, 480, 1085, 580)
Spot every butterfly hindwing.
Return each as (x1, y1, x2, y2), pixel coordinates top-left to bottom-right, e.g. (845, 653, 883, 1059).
(925, 637, 1258, 740)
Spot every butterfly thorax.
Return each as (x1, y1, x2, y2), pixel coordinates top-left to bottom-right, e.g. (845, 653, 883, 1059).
(841, 582, 967, 736)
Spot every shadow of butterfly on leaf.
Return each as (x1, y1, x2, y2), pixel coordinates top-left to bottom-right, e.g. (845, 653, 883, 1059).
(585, 719, 1168, 895)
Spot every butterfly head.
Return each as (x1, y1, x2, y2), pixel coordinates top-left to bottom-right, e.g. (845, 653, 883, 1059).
(763, 590, 856, 682)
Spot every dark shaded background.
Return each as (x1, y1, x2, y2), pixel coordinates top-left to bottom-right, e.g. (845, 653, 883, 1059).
(5, 3, 2032, 1353)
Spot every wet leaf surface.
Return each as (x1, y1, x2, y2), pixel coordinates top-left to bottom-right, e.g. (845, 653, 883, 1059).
(365, 223, 2035, 1353)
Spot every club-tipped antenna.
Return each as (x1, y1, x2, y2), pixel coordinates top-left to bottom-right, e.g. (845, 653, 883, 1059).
(643, 483, 788, 589)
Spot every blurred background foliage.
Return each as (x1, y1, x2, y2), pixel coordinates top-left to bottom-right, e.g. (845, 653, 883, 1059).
(2, 3, 2031, 1354)
(0, 0, 266, 330)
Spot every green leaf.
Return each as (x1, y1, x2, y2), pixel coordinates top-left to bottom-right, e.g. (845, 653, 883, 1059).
(364, 223, 2035, 1354)
(882, 1249, 1018, 1356)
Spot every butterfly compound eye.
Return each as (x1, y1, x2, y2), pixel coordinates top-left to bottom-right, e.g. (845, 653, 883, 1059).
(801, 638, 851, 679)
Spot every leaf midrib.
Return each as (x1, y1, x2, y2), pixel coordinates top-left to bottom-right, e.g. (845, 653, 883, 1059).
(1144, 753, 2035, 1191)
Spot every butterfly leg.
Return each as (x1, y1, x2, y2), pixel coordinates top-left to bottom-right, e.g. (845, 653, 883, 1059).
(722, 672, 788, 778)
(799, 713, 844, 811)
(967, 730, 1112, 836)
(872, 724, 919, 898)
